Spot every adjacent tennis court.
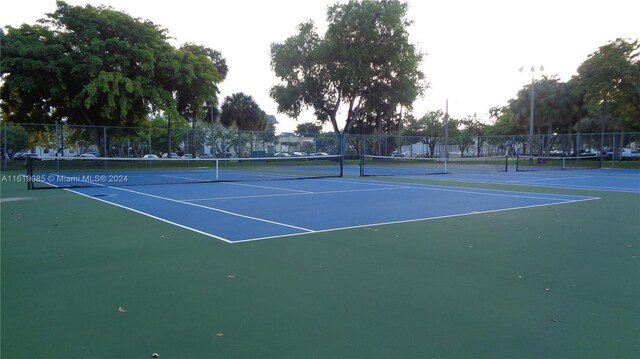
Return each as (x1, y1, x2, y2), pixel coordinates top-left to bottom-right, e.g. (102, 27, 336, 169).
(2, 160, 639, 358)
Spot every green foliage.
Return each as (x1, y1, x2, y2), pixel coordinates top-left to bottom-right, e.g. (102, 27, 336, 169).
(202, 122, 237, 157)
(145, 116, 190, 155)
(486, 106, 519, 136)
(485, 39, 638, 137)
(270, 0, 425, 135)
(570, 38, 640, 131)
(509, 76, 577, 136)
(315, 133, 339, 154)
(0, 125, 30, 156)
(220, 93, 267, 131)
(295, 122, 323, 136)
(1, 0, 225, 143)
(175, 43, 223, 124)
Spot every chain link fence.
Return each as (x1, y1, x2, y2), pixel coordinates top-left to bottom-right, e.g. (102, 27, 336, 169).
(2, 122, 639, 170)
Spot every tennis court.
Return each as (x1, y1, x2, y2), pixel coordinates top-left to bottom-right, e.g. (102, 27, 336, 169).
(60, 178, 599, 243)
(2, 159, 639, 358)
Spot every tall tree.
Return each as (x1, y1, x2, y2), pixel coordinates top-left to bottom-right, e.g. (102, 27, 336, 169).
(220, 93, 267, 131)
(270, 0, 425, 136)
(570, 38, 640, 132)
(220, 93, 267, 156)
(0, 1, 225, 155)
(508, 76, 576, 154)
(175, 44, 223, 157)
(295, 122, 323, 136)
(403, 110, 445, 157)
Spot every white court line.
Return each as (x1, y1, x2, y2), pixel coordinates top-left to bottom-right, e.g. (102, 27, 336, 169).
(64, 188, 234, 243)
(181, 187, 400, 202)
(221, 181, 313, 193)
(79, 185, 315, 238)
(111, 186, 314, 232)
(502, 175, 595, 183)
(60, 176, 602, 244)
(232, 196, 601, 243)
(319, 177, 599, 202)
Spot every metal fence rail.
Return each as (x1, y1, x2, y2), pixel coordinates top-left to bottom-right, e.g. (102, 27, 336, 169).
(2, 122, 639, 170)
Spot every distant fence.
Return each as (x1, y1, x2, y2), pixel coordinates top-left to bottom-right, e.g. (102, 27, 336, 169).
(2, 122, 639, 170)
(348, 132, 640, 160)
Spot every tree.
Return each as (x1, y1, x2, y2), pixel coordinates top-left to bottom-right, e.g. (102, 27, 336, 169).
(0, 1, 225, 155)
(0, 125, 30, 158)
(466, 116, 487, 157)
(175, 43, 224, 157)
(508, 76, 576, 155)
(450, 118, 476, 156)
(220, 93, 268, 156)
(220, 93, 267, 131)
(270, 0, 425, 137)
(204, 122, 236, 157)
(295, 122, 323, 136)
(570, 38, 640, 133)
(146, 116, 190, 156)
(403, 111, 445, 157)
(485, 106, 521, 155)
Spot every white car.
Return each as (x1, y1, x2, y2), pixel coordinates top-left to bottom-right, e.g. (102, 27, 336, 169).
(621, 148, 640, 160)
(142, 154, 159, 159)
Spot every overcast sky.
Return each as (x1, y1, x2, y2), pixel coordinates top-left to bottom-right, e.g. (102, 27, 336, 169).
(3, 0, 639, 132)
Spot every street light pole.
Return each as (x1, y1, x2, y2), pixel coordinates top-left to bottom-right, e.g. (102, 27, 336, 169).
(444, 99, 449, 158)
(529, 67, 535, 157)
(59, 117, 68, 157)
(521, 65, 544, 157)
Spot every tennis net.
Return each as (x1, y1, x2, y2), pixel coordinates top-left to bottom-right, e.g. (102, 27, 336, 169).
(26, 155, 343, 189)
(360, 155, 510, 176)
(515, 155, 602, 171)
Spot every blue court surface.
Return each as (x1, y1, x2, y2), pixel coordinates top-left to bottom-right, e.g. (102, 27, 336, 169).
(66, 178, 600, 243)
(345, 166, 640, 193)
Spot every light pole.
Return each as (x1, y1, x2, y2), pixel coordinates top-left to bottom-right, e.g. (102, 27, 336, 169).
(59, 117, 68, 156)
(397, 104, 403, 156)
(520, 65, 544, 156)
(444, 99, 449, 158)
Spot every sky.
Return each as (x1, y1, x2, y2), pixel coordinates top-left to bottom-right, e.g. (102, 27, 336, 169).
(2, 0, 639, 133)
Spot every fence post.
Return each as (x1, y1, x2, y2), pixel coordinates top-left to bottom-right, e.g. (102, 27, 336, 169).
(2, 123, 7, 170)
(612, 133, 616, 168)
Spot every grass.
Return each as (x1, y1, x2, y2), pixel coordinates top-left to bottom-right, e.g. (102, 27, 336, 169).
(1, 169, 639, 358)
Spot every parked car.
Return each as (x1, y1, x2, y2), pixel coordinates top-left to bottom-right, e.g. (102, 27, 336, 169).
(12, 153, 42, 161)
(621, 148, 640, 160)
(80, 153, 98, 158)
(274, 152, 290, 157)
(162, 152, 178, 158)
(81, 150, 99, 157)
(390, 151, 409, 157)
(142, 154, 159, 159)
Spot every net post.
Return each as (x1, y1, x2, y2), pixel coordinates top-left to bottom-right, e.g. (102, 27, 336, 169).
(339, 133, 345, 177)
(26, 156, 33, 190)
(215, 159, 219, 180)
(2, 123, 7, 171)
(504, 155, 508, 172)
